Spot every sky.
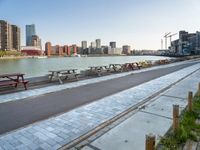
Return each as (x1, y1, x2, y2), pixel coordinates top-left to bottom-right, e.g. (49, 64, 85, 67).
(0, 0, 200, 50)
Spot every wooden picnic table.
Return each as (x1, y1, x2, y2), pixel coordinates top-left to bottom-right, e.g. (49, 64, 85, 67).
(88, 65, 110, 76)
(124, 62, 141, 71)
(109, 64, 124, 72)
(109, 62, 141, 72)
(49, 69, 79, 84)
(0, 73, 29, 90)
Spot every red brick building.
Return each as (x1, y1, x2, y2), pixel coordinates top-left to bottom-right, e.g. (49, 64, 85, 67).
(45, 42, 51, 56)
(45, 42, 77, 56)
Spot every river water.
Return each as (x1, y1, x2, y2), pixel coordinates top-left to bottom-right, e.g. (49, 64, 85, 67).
(0, 56, 170, 77)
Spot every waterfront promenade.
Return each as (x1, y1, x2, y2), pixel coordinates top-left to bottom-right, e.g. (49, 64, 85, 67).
(81, 67, 200, 150)
(0, 59, 200, 149)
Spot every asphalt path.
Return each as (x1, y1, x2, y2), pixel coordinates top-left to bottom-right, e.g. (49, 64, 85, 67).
(0, 62, 198, 134)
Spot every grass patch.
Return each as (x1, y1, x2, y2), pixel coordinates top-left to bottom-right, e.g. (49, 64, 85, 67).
(158, 95, 200, 149)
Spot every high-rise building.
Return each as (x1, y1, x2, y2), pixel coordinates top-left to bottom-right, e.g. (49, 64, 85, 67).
(91, 42, 96, 48)
(81, 41, 88, 54)
(0, 20, 12, 50)
(26, 24, 36, 46)
(96, 39, 101, 48)
(108, 48, 122, 55)
(31, 35, 42, 49)
(81, 41, 87, 49)
(171, 30, 200, 55)
(11, 25, 21, 51)
(0, 20, 20, 51)
(110, 42, 116, 48)
(122, 45, 131, 55)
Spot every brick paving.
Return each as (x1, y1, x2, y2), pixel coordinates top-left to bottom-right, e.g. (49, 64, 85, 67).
(82, 65, 200, 150)
(0, 63, 199, 149)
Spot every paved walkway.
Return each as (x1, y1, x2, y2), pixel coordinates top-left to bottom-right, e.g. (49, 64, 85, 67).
(82, 65, 200, 150)
(0, 61, 200, 150)
(0, 61, 198, 135)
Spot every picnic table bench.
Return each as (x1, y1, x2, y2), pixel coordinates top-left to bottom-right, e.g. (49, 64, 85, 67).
(109, 64, 124, 72)
(109, 62, 141, 72)
(49, 69, 79, 84)
(0, 73, 29, 90)
(88, 66, 110, 76)
(157, 59, 170, 65)
(124, 62, 142, 71)
(138, 61, 152, 68)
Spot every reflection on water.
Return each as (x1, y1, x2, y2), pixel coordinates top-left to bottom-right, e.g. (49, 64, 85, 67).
(0, 56, 170, 77)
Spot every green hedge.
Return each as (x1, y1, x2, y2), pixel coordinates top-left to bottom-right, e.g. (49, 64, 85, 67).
(0, 50, 22, 57)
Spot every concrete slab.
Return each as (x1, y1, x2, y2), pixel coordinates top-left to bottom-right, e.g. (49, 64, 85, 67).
(142, 95, 186, 118)
(163, 69, 200, 99)
(164, 83, 198, 99)
(81, 146, 94, 150)
(173, 78, 199, 91)
(82, 112, 171, 150)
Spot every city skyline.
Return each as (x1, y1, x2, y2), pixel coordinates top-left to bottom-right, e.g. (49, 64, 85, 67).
(0, 0, 200, 49)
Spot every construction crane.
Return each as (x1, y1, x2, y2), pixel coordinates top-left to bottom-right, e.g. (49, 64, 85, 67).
(161, 39, 163, 50)
(164, 32, 171, 49)
(167, 33, 177, 44)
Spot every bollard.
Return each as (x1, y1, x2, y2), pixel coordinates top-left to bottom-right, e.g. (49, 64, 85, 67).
(145, 133, 155, 150)
(173, 105, 179, 132)
(198, 83, 200, 96)
(188, 91, 193, 112)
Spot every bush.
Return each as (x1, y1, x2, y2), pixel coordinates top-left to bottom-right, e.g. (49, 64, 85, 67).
(0, 51, 6, 57)
(159, 96, 200, 149)
(0, 50, 22, 57)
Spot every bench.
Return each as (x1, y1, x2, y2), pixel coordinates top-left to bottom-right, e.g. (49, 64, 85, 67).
(93, 68, 110, 76)
(135, 63, 142, 69)
(138, 61, 152, 68)
(0, 80, 18, 87)
(0, 80, 29, 90)
(0, 73, 29, 90)
(15, 80, 29, 90)
(109, 64, 124, 72)
(60, 72, 80, 80)
(103, 66, 111, 72)
(49, 69, 79, 84)
(89, 66, 106, 76)
(157, 59, 170, 65)
(74, 73, 80, 79)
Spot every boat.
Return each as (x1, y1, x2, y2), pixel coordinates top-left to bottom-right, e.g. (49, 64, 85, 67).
(71, 54, 81, 57)
(32, 56, 48, 59)
(81, 55, 88, 57)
